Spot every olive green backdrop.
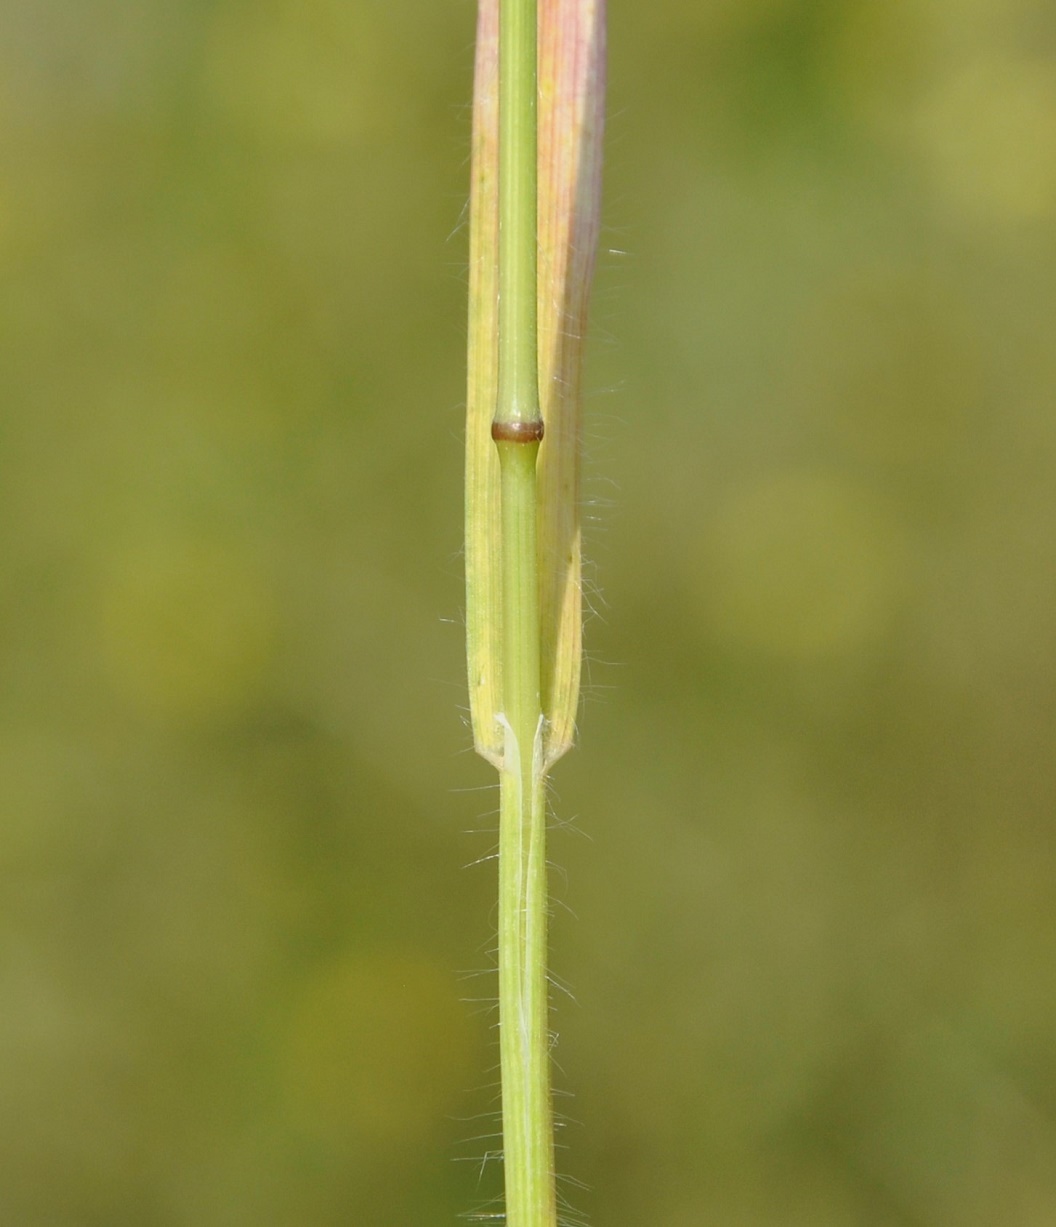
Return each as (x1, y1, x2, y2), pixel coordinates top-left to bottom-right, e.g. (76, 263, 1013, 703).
(3, 1, 1056, 1223)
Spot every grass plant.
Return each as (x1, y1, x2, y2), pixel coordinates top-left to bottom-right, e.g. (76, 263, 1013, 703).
(465, 1, 605, 1223)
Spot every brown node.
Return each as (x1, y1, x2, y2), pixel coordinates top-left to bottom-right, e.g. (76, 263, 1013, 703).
(491, 418, 545, 444)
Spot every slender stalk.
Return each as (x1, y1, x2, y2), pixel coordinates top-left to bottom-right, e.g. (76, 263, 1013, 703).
(497, 0, 542, 433)
(465, 2, 605, 1223)
(494, 1, 554, 1223)
(495, 464, 553, 1226)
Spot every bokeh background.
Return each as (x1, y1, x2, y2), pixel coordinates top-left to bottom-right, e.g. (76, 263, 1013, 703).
(3, 0, 1056, 1223)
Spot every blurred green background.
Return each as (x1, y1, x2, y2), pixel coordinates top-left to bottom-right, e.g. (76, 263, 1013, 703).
(3, 0, 1056, 1223)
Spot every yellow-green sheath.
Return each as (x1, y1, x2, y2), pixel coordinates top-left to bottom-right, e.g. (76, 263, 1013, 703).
(466, 0, 504, 765)
(466, 0, 605, 767)
(536, 0, 606, 764)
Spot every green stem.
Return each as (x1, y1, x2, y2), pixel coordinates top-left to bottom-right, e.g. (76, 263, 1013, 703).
(494, 0, 554, 1223)
(496, 441, 553, 1227)
(497, 0, 540, 430)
